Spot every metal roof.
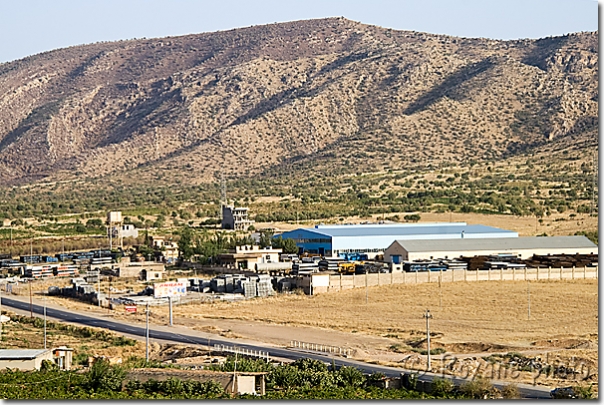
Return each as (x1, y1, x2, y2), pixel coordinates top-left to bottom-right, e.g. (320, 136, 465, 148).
(393, 236, 597, 253)
(295, 223, 515, 238)
(0, 349, 50, 359)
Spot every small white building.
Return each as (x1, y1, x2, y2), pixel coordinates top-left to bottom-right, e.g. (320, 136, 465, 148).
(0, 347, 73, 371)
(122, 224, 139, 239)
(384, 235, 598, 263)
(216, 245, 282, 270)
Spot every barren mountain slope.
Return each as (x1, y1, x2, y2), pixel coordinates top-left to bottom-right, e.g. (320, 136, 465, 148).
(0, 18, 597, 185)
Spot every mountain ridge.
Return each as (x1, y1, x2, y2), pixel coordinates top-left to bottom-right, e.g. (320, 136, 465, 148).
(0, 17, 597, 186)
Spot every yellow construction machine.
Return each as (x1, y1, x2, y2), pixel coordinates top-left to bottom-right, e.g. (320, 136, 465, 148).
(337, 262, 356, 274)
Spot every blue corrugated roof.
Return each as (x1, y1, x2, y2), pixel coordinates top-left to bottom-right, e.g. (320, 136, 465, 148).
(290, 223, 515, 238)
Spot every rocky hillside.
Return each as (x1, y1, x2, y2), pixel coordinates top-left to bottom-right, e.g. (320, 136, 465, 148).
(0, 17, 597, 185)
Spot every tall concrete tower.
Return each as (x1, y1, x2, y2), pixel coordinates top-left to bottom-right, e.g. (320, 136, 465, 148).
(106, 211, 124, 249)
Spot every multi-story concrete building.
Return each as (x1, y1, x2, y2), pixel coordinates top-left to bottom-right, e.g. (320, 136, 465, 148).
(222, 205, 254, 231)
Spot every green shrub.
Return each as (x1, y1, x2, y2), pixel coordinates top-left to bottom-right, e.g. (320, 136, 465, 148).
(85, 359, 126, 392)
(500, 383, 520, 399)
(460, 377, 496, 399)
(431, 378, 454, 396)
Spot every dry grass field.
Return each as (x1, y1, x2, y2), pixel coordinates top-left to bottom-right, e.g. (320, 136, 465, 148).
(261, 211, 597, 237)
(24, 277, 597, 354)
(7, 276, 597, 389)
(168, 279, 597, 348)
(166, 278, 598, 389)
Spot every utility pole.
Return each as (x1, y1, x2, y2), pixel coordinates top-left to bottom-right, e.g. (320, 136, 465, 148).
(527, 281, 531, 320)
(365, 269, 368, 305)
(97, 270, 101, 307)
(232, 348, 238, 394)
(107, 277, 111, 313)
(423, 309, 433, 371)
(0, 283, 2, 347)
(44, 297, 47, 349)
(591, 148, 597, 216)
(438, 275, 443, 309)
(145, 303, 150, 363)
(29, 281, 33, 318)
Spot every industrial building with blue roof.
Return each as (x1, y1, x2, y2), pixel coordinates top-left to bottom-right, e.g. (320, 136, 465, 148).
(276, 222, 518, 259)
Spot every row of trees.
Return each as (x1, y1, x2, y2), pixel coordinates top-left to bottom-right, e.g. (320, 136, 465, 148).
(177, 228, 298, 263)
(0, 356, 481, 399)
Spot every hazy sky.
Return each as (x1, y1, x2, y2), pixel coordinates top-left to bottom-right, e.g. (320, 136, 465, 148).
(0, 0, 598, 64)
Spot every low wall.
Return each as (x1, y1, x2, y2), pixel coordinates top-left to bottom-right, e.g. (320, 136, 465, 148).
(320, 266, 598, 294)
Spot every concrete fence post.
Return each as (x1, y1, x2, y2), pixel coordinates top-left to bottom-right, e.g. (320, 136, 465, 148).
(524, 267, 527, 280)
(548, 266, 551, 280)
(488, 268, 491, 281)
(560, 266, 563, 280)
(428, 270, 431, 283)
(340, 273, 342, 292)
(536, 267, 539, 280)
(500, 267, 503, 281)
(464, 268, 467, 282)
(452, 269, 455, 282)
(476, 268, 479, 281)
(584, 266, 587, 279)
(391, 271, 393, 285)
(513, 267, 515, 281)
(416, 270, 418, 284)
(353, 274, 356, 288)
(378, 271, 380, 285)
(572, 266, 575, 280)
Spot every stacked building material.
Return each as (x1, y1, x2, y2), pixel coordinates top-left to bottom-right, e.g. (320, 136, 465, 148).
(525, 254, 597, 268)
(292, 262, 318, 275)
(20, 255, 42, 264)
(459, 256, 487, 270)
(210, 277, 226, 293)
(242, 280, 256, 298)
(41, 256, 59, 263)
(255, 262, 293, 274)
(442, 259, 468, 270)
(318, 257, 343, 272)
(24, 265, 54, 279)
(224, 275, 235, 293)
(54, 265, 79, 278)
(84, 269, 99, 284)
(255, 274, 272, 297)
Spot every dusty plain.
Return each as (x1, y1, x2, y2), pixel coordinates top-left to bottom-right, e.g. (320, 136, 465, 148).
(18, 276, 598, 391)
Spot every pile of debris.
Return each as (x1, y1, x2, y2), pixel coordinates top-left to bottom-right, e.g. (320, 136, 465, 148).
(49, 277, 102, 304)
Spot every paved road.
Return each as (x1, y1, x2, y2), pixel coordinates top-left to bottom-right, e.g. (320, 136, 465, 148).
(1, 296, 552, 399)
